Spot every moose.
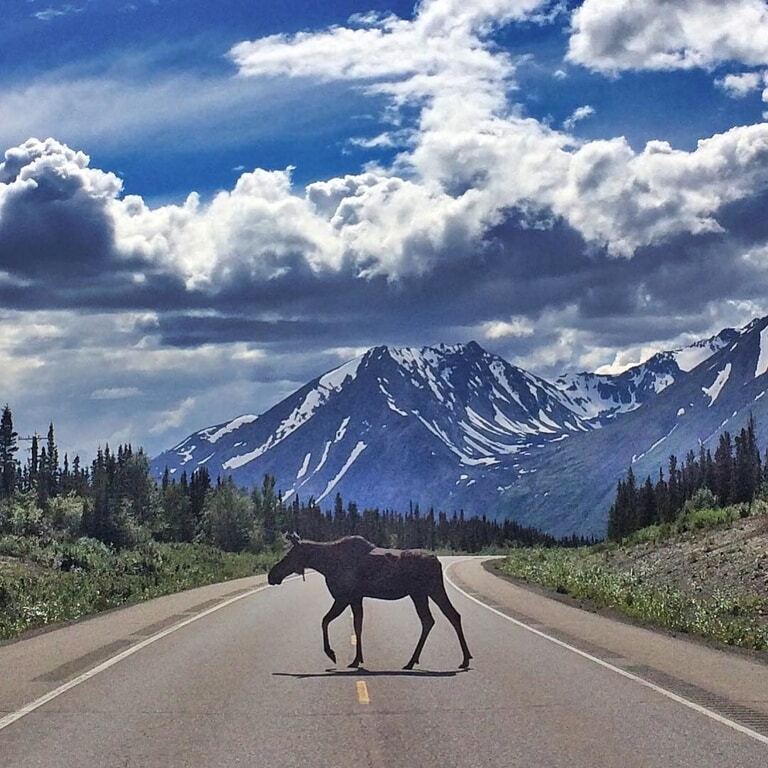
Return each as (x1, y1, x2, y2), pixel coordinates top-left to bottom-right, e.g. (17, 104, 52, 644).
(268, 533, 472, 670)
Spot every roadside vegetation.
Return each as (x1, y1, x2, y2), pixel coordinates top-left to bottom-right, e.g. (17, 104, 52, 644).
(498, 495, 768, 651)
(0, 404, 563, 640)
(0, 537, 274, 640)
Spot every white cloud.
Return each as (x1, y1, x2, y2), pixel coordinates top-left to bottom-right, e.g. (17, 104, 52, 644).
(562, 104, 595, 130)
(594, 346, 666, 375)
(4, 0, 768, 292)
(91, 387, 141, 400)
(34, 5, 84, 23)
(716, 70, 766, 97)
(150, 397, 196, 434)
(114, 167, 345, 287)
(483, 317, 535, 339)
(0, 67, 336, 155)
(568, 0, 768, 73)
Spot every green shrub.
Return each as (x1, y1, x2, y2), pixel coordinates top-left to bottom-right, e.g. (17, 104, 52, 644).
(678, 506, 736, 532)
(0, 538, 278, 640)
(0, 493, 52, 537)
(498, 548, 768, 651)
(683, 487, 718, 515)
(47, 494, 86, 538)
(200, 483, 261, 552)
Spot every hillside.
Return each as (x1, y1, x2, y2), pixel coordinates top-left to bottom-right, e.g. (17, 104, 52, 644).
(506, 316, 768, 536)
(496, 501, 768, 651)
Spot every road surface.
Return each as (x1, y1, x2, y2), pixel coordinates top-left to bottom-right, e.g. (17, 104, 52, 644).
(1, 557, 767, 767)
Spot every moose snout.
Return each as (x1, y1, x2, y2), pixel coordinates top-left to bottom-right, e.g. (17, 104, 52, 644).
(268, 571, 281, 585)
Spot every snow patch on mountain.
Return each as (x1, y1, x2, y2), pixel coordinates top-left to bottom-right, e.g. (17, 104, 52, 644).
(755, 326, 768, 379)
(702, 363, 731, 406)
(297, 452, 311, 479)
(317, 441, 367, 502)
(207, 415, 258, 444)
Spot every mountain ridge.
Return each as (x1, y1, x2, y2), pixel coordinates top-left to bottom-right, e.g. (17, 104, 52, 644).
(152, 317, 768, 537)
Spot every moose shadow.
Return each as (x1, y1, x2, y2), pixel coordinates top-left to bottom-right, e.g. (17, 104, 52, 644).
(273, 668, 467, 679)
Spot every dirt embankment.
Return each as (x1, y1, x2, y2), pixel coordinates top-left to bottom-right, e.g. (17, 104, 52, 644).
(605, 514, 768, 604)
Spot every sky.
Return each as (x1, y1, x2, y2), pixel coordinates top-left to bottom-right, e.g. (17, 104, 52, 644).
(3, 0, 768, 461)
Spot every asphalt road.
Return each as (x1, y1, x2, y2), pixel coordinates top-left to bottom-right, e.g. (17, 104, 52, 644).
(2, 557, 768, 767)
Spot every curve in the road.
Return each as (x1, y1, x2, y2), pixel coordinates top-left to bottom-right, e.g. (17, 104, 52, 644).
(444, 560, 768, 748)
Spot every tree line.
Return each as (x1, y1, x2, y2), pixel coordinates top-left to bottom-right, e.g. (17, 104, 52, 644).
(608, 414, 764, 540)
(0, 404, 575, 553)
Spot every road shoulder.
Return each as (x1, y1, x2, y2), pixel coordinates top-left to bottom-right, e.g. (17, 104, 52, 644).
(0, 573, 267, 715)
(449, 558, 768, 720)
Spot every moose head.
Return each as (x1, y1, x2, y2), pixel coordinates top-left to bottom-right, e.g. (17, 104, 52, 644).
(267, 532, 306, 585)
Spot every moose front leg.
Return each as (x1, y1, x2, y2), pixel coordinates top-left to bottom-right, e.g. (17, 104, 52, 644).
(321, 598, 348, 664)
(348, 598, 364, 668)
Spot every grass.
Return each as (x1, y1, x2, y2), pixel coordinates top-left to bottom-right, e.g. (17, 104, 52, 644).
(497, 515, 768, 652)
(0, 536, 278, 641)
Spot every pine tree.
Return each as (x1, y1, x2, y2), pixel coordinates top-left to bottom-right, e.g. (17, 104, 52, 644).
(638, 475, 657, 528)
(44, 422, 59, 499)
(714, 432, 734, 505)
(0, 405, 18, 497)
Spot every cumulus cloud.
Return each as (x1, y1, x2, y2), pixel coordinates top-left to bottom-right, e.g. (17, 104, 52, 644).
(6, 0, 768, 456)
(150, 396, 196, 434)
(715, 70, 768, 117)
(0, 138, 122, 279)
(227, 0, 768, 265)
(3, 1, 768, 297)
(717, 70, 767, 97)
(482, 317, 535, 339)
(568, 0, 768, 73)
(562, 104, 595, 130)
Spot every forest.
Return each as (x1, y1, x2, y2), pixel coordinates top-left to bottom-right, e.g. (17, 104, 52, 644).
(608, 414, 765, 540)
(0, 404, 562, 553)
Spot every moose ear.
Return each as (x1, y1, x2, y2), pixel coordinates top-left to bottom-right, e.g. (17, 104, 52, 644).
(287, 531, 301, 546)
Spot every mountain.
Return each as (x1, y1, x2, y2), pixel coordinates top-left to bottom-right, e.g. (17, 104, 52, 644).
(503, 316, 768, 535)
(152, 342, 591, 513)
(553, 327, 738, 424)
(152, 316, 768, 538)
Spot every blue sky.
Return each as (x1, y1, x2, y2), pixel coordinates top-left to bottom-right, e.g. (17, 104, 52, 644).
(2, 0, 768, 459)
(6, 0, 764, 199)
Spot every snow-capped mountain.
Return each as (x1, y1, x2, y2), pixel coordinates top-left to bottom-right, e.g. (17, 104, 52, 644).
(152, 316, 768, 537)
(505, 316, 768, 536)
(553, 328, 738, 423)
(152, 342, 591, 512)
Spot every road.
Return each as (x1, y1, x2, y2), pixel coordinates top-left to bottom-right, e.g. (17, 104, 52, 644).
(1, 557, 768, 767)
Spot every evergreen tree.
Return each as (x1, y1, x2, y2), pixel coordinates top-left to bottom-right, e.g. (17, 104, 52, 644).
(714, 432, 734, 505)
(0, 405, 18, 497)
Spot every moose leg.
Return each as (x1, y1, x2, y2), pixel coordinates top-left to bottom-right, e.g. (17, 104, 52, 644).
(403, 593, 434, 670)
(348, 598, 364, 668)
(322, 598, 347, 664)
(431, 582, 472, 669)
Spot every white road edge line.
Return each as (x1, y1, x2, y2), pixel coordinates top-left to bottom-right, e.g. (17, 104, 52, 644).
(445, 560, 768, 748)
(0, 575, 299, 734)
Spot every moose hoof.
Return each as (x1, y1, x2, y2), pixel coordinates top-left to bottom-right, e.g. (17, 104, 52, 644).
(347, 659, 361, 669)
(403, 660, 416, 671)
(326, 649, 337, 664)
(459, 658, 471, 669)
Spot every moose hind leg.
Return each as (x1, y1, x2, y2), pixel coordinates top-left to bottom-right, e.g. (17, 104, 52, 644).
(322, 599, 347, 664)
(403, 593, 434, 670)
(431, 583, 472, 669)
(348, 599, 364, 668)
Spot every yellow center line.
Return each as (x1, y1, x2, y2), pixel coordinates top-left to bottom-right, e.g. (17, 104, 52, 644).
(350, 634, 357, 646)
(356, 680, 370, 704)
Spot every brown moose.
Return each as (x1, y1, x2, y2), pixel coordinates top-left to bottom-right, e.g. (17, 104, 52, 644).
(268, 533, 472, 670)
